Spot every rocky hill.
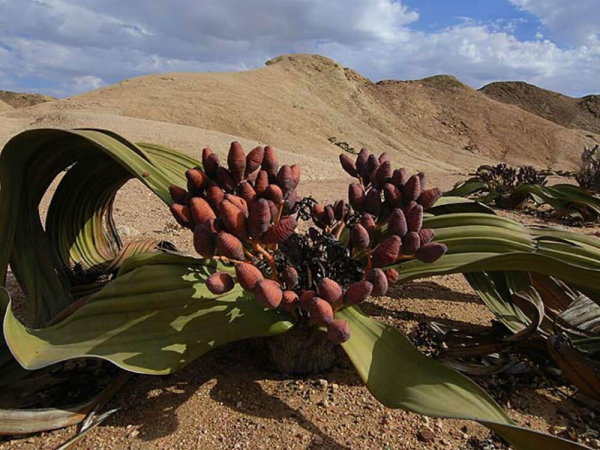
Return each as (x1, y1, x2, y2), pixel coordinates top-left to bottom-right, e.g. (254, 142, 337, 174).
(0, 90, 56, 109)
(480, 81, 600, 135)
(3, 54, 598, 172)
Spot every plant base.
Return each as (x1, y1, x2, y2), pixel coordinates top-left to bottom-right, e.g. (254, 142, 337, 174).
(255, 320, 345, 376)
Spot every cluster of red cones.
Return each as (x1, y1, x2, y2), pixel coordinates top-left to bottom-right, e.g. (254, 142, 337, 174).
(168, 142, 448, 345)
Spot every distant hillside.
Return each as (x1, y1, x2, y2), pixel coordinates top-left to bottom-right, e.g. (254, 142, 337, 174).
(480, 82, 600, 135)
(9, 54, 599, 172)
(0, 99, 12, 112)
(0, 90, 56, 109)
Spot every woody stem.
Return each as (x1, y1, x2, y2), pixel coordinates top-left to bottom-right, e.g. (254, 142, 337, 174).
(253, 243, 280, 282)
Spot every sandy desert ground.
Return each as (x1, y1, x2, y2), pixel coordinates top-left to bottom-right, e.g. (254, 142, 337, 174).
(1, 54, 600, 449)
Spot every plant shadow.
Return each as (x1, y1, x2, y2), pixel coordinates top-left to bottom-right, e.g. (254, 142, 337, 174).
(361, 301, 492, 335)
(389, 279, 481, 304)
(209, 375, 350, 449)
(103, 340, 354, 448)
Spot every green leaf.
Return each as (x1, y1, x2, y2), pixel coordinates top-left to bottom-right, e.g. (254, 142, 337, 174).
(464, 272, 531, 334)
(4, 253, 294, 374)
(428, 196, 495, 215)
(0, 128, 201, 326)
(445, 178, 488, 198)
(405, 213, 600, 299)
(339, 307, 588, 450)
(445, 170, 600, 221)
(0, 372, 131, 435)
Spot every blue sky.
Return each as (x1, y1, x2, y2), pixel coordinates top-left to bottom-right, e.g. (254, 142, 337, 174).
(407, 1, 537, 39)
(0, 0, 599, 98)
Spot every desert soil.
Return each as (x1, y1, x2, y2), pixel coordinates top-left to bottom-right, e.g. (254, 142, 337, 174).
(1, 172, 600, 450)
(1, 53, 600, 449)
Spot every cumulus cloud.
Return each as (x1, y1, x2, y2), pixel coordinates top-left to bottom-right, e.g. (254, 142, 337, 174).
(0, 0, 598, 97)
(509, 0, 600, 45)
(321, 22, 600, 96)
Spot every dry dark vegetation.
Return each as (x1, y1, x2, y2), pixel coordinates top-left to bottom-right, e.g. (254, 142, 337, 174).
(1, 54, 600, 449)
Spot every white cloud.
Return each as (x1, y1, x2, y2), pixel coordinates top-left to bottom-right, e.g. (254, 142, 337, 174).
(509, 0, 600, 45)
(72, 75, 104, 93)
(0, 0, 598, 97)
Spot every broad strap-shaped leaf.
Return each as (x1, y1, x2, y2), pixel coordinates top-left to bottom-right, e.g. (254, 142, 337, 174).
(445, 178, 488, 198)
(428, 196, 495, 215)
(515, 184, 600, 220)
(464, 272, 531, 334)
(0, 128, 200, 326)
(0, 371, 131, 435)
(391, 213, 600, 299)
(4, 254, 294, 374)
(339, 307, 588, 450)
(445, 170, 600, 221)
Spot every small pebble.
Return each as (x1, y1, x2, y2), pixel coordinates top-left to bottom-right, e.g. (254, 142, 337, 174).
(417, 428, 435, 443)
